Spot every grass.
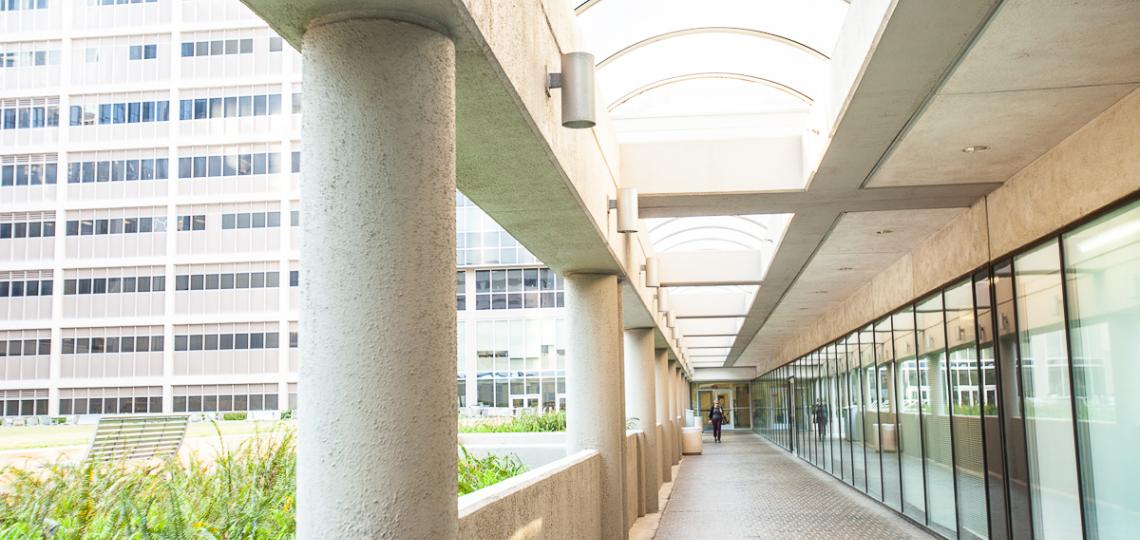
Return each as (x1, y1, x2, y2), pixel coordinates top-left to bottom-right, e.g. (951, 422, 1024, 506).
(0, 420, 293, 452)
(0, 424, 296, 539)
(458, 410, 566, 433)
(0, 425, 527, 537)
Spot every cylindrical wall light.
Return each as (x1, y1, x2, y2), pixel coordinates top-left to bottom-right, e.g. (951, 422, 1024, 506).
(658, 288, 670, 312)
(547, 52, 595, 129)
(667, 311, 677, 329)
(644, 256, 659, 287)
(616, 187, 638, 233)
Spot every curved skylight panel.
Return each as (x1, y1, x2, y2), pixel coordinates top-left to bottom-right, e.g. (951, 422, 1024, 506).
(615, 78, 810, 118)
(597, 33, 825, 112)
(669, 285, 759, 297)
(576, 0, 849, 63)
(646, 215, 791, 253)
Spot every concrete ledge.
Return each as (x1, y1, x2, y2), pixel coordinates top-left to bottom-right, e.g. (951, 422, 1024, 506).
(458, 449, 601, 540)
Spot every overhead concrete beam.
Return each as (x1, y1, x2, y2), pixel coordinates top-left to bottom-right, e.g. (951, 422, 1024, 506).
(658, 251, 764, 286)
(670, 292, 750, 318)
(726, 0, 1001, 366)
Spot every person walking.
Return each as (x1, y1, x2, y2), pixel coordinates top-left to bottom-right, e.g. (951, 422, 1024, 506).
(812, 399, 828, 441)
(709, 400, 726, 443)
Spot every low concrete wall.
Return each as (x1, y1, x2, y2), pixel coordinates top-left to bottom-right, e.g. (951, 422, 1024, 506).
(459, 432, 567, 469)
(458, 450, 601, 540)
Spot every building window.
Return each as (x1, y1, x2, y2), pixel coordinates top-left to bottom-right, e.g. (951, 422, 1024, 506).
(178, 93, 282, 120)
(0, 0, 50, 12)
(58, 387, 161, 415)
(69, 100, 168, 126)
(178, 152, 280, 178)
(0, 389, 48, 417)
(1, 159, 58, 187)
(474, 267, 563, 310)
(65, 216, 167, 235)
(0, 219, 55, 239)
(173, 384, 278, 413)
(128, 44, 157, 60)
(175, 271, 279, 291)
(0, 338, 50, 356)
(0, 278, 53, 297)
(176, 214, 206, 232)
(180, 38, 254, 57)
(62, 334, 162, 355)
(1, 98, 60, 130)
(173, 331, 279, 352)
(63, 275, 164, 295)
(67, 157, 167, 183)
(221, 211, 280, 229)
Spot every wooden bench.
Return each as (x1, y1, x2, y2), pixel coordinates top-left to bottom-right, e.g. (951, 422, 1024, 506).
(85, 415, 190, 463)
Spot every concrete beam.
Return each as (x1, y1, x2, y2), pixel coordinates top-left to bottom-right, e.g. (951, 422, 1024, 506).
(658, 251, 764, 286)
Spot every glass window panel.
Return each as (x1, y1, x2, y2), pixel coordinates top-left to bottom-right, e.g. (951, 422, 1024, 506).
(894, 305, 927, 523)
(1063, 201, 1140, 539)
(917, 293, 957, 538)
(945, 280, 988, 540)
(1014, 241, 1081, 539)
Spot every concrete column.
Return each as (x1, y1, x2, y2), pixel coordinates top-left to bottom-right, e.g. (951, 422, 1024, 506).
(566, 274, 626, 539)
(624, 329, 659, 513)
(300, 18, 456, 539)
(654, 349, 672, 482)
(667, 364, 680, 464)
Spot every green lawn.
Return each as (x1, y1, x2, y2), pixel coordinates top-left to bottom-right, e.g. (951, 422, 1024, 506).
(0, 420, 294, 452)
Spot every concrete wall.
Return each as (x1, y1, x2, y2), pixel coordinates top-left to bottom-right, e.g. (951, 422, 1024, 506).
(458, 450, 601, 540)
(458, 430, 663, 538)
(775, 86, 1140, 365)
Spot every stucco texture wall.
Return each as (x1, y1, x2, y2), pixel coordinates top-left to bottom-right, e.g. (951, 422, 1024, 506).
(458, 450, 601, 540)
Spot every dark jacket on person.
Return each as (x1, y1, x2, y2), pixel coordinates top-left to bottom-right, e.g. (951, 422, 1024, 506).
(709, 406, 725, 422)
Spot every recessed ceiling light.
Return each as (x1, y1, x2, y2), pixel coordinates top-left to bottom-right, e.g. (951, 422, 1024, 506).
(838, 266, 854, 271)
(813, 290, 828, 294)
(875, 229, 893, 235)
(962, 145, 990, 153)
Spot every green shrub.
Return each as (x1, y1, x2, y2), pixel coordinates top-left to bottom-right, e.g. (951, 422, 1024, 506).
(222, 412, 249, 421)
(459, 410, 566, 433)
(457, 446, 526, 496)
(279, 410, 294, 420)
(0, 426, 296, 538)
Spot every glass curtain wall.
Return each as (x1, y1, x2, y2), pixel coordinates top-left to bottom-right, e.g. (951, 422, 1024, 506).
(876, 316, 903, 511)
(1063, 201, 1140, 539)
(894, 305, 927, 522)
(861, 325, 883, 500)
(946, 280, 989, 540)
(1015, 242, 1082, 539)
(917, 293, 957, 537)
(848, 333, 867, 492)
(749, 197, 1140, 540)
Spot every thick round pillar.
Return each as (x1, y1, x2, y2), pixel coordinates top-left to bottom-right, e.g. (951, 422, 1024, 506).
(566, 274, 626, 539)
(300, 18, 456, 539)
(624, 328, 659, 513)
(654, 349, 672, 482)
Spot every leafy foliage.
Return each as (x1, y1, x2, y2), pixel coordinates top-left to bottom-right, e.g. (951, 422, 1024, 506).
(457, 446, 527, 496)
(458, 410, 566, 433)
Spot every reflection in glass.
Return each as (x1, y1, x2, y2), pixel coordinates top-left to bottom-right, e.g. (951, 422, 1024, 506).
(946, 280, 988, 539)
(894, 306, 926, 522)
(917, 293, 957, 537)
(861, 325, 883, 500)
(876, 317, 903, 511)
(1064, 200, 1140, 539)
(995, 261, 1034, 539)
(1015, 241, 1082, 539)
(848, 333, 867, 491)
(976, 271, 1010, 540)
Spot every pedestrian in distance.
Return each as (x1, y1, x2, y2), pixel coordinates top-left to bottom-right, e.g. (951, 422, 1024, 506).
(709, 400, 726, 443)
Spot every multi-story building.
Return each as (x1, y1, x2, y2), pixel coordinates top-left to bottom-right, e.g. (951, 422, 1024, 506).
(0, 0, 565, 418)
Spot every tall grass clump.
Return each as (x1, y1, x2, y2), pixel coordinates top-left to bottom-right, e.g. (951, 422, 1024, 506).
(0, 425, 296, 539)
(457, 446, 526, 496)
(458, 410, 566, 433)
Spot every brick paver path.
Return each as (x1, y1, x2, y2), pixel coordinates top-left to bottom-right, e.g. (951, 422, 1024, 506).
(654, 431, 933, 539)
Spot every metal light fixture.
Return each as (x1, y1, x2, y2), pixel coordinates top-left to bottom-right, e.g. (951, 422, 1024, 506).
(657, 288, 670, 312)
(667, 311, 677, 329)
(547, 52, 596, 129)
(609, 187, 638, 233)
(644, 256, 659, 287)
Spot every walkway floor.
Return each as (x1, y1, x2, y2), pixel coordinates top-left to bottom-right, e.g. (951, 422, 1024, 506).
(653, 430, 933, 539)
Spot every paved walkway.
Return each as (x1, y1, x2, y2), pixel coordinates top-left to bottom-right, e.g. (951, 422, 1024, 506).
(654, 430, 933, 539)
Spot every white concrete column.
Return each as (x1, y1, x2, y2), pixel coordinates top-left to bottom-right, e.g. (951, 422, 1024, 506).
(667, 363, 680, 464)
(566, 274, 626, 539)
(624, 328, 659, 513)
(300, 18, 456, 539)
(654, 349, 672, 482)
